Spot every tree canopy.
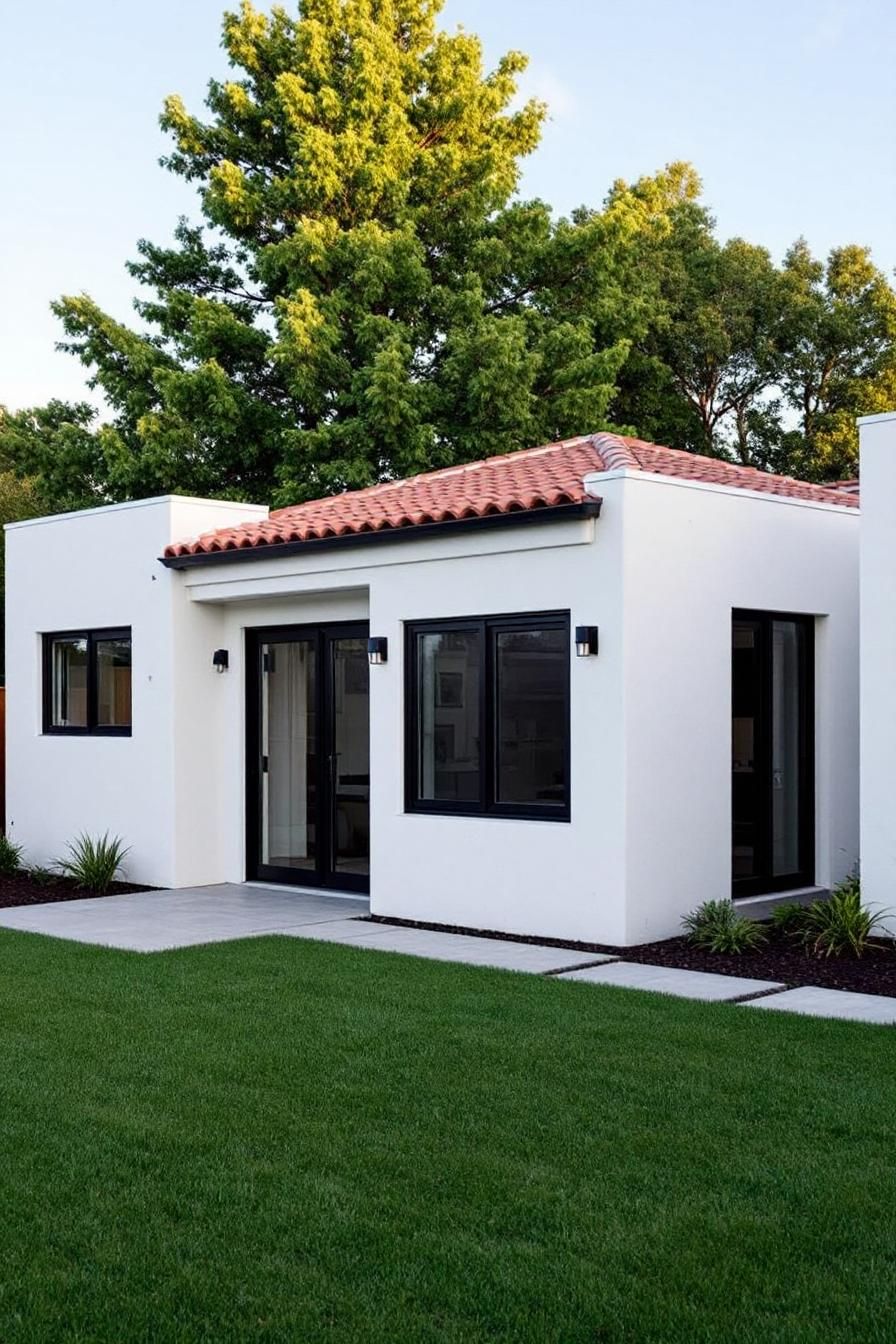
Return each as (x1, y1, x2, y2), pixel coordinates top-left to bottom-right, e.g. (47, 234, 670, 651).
(1, 0, 893, 515)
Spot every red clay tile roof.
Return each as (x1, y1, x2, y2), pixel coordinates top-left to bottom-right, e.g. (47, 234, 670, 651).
(604, 436, 861, 506)
(164, 433, 860, 560)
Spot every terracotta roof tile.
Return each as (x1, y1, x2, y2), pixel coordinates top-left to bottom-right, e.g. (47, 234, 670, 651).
(606, 436, 861, 506)
(164, 433, 859, 560)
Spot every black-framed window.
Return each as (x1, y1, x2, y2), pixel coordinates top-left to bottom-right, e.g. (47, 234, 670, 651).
(43, 628, 132, 735)
(405, 612, 570, 821)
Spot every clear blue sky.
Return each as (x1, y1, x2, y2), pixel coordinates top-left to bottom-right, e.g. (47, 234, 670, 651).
(2, 0, 894, 412)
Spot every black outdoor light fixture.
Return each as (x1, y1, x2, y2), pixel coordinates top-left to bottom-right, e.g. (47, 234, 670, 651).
(575, 626, 599, 657)
(212, 649, 230, 673)
(367, 636, 388, 666)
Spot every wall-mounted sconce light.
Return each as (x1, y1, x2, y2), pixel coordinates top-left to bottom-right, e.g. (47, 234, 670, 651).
(367, 636, 388, 666)
(575, 626, 599, 657)
(212, 648, 230, 673)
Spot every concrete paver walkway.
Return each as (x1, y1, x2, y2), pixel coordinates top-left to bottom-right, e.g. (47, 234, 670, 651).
(283, 920, 617, 972)
(742, 985, 896, 1024)
(0, 885, 611, 972)
(558, 960, 783, 1002)
(0, 885, 370, 952)
(1, 884, 894, 1023)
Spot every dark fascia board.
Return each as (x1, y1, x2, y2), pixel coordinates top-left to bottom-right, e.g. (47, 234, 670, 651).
(158, 499, 602, 571)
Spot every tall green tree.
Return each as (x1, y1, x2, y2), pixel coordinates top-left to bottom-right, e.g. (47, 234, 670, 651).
(0, 401, 111, 512)
(0, 466, 47, 678)
(607, 171, 793, 464)
(4, 4, 891, 502)
(607, 182, 896, 477)
(3, 0, 630, 508)
(599, 163, 718, 454)
(771, 240, 896, 480)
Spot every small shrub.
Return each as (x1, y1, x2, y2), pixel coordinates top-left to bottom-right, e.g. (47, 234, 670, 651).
(28, 865, 58, 888)
(770, 901, 810, 940)
(57, 833, 129, 895)
(0, 834, 24, 877)
(801, 875, 888, 959)
(682, 899, 767, 953)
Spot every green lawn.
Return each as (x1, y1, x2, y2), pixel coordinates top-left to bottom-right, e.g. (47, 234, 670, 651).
(0, 932, 893, 1343)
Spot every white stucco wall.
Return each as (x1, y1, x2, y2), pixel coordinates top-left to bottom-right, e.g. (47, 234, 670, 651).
(5, 496, 268, 887)
(609, 471, 859, 942)
(859, 412, 896, 923)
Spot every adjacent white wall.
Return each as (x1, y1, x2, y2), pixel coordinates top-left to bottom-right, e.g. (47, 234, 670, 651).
(4, 496, 267, 886)
(367, 513, 625, 943)
(859, 412, 896, 925)
(611, 472, 859, 942)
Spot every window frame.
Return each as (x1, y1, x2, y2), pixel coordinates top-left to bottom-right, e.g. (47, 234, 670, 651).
(404, 611, 571, 822)
(42, 627, 133, 737)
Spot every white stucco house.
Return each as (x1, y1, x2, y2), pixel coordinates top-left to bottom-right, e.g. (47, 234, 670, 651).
(4, 431, 861, 945)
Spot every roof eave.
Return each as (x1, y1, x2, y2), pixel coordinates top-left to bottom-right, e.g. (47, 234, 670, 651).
(159, 499, 602, 571)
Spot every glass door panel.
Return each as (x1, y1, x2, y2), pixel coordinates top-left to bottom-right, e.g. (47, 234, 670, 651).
(732, 611, 813, 896)
(732, 618, 763, 883)
(248, 624, 369, 892)
(261, 639, 317, 873)
(772, 620, 802, 877)
(329, 636, 370, 880)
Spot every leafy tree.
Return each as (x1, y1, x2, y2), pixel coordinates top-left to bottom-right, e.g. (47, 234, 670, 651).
(3, 5, 891, 500)
(771, 240, 896, 480)
(607, 172, 792, 464)
(599, 164, 716, 453)
(2, 0, 630, 507)
(0, 401, 111, 512)
(0, 465, 47, 678)
(607, 178, 896, 478)
(661, 234, 790, 464)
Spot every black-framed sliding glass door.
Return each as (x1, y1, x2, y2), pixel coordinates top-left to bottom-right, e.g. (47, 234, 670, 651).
(246, 623, 370, 893)
(732, 610, 814, 897)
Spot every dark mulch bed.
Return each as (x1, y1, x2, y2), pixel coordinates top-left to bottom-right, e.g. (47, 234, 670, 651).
(0, 873, 156, 909)
(366, 915, 896, 997)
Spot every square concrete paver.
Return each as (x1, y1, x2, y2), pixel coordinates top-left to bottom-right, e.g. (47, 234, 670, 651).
(557, 960, 784, 1002)
(281, 921, 616, 974)
(279, 918, 392, 943)
(0, 886, 369, 952)
(743, 985, 896, 1024)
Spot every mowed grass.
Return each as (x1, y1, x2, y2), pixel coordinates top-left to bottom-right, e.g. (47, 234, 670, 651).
(0, 932, 894, 1343)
